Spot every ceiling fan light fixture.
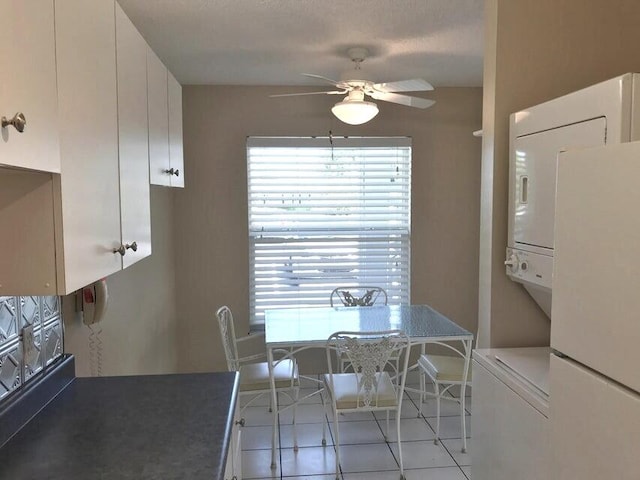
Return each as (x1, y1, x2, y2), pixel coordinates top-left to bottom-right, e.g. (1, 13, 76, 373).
(331, 99, 379, 125)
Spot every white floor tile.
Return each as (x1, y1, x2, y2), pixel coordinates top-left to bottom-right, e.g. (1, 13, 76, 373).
(404, 466, 469, 480)
(345, 466, 468, 480)
(408, 394, 467, 418)
(383, 417, 436, 442)
(282, 475, 338, 480)
(372, 399, 420, 420)
(337, 443, 399, 474)
(241, 391, 272, 408)
(441, 439, 471, 466)
(281, 422, 332, 448)
(281, 402, 329, 424)
(329, 419, 386, 445)
(425, 414, 470, 440)
(461, 465, 471, 478)
(389, 440, 457, 470)
(243, 405, 277, 427)
(328, 409, 377, 422)
(281, 446, 337, 477)
(242, 425, 278, 451)
(242, 448, 281, 479)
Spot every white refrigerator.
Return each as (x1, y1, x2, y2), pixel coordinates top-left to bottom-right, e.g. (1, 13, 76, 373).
(551, 140, 640, 479)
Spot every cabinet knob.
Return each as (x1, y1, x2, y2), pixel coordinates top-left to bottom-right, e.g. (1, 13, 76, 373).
(125, 241, 138, 252)
(1, 112, 26, 133)
(165, 168, 180, 177)
(235, 418, 245, 427)
(113, 245, 126, 256)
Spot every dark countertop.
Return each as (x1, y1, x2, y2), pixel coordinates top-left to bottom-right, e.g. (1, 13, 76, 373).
(0, 357, 239, 480)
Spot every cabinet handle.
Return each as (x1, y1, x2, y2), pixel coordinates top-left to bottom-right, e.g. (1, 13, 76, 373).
(1, 112, 26, 133)
(125, 241, 138, 252)
(165, 168, 180, 177)
(235, 418, 245, 427)
(113, 245, 126, 256)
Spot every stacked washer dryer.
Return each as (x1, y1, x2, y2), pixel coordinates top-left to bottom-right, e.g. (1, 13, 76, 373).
(472, 73, 640, 480)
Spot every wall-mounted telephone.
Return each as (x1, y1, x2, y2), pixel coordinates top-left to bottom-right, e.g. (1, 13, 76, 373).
(76, 279, 108, 376)
(80, 279, 108, 325)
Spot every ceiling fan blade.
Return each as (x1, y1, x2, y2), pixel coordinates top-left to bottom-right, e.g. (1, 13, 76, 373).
(301, 73, 341, 86)
(372, 78, 434, 93)
(370, 91, 436, 109)
(269, 90, 346, 98)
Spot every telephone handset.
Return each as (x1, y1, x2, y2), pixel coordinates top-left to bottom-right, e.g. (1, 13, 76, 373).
(81, 279, 108, 325)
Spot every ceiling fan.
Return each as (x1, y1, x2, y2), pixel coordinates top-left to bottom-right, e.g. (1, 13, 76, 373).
(271, 47, 435, 125)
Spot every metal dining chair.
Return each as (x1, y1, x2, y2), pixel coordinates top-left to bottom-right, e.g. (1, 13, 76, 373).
(216, 305, 299, 450)
(416, 339, 473, 453)
(322, 329, 411, 480)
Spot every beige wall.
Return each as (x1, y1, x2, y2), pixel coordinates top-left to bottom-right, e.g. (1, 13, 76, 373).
(175, 85, 482, 373)
(479, 0, 640, 348)
(64, 186, 178, 376)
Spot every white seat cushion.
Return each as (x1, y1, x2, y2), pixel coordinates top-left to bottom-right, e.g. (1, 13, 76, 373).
(323, 372, 398, 409)
(418, 354, 471, 383)
(239, 359, 298, 391)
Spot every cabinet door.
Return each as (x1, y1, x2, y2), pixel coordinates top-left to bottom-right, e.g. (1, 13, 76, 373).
(147, 48, 171, 186)
(167, 71, 184, 188)
(54, 0, 121, 293)
(0, 1, 59, 172)
(115, 3, 151, 268)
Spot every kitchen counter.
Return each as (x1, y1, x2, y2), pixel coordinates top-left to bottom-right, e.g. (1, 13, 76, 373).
(0, 356, 239, 479)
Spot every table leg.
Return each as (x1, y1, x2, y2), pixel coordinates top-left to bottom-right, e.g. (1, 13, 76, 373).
(266, 346, 279, 469)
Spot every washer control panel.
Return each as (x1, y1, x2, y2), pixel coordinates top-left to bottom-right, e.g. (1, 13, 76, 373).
(505, 247, 553, 290)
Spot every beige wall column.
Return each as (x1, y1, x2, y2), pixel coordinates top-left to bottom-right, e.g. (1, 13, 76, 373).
(479, 0, 640, 348)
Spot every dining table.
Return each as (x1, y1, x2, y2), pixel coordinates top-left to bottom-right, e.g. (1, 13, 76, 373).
(263, 304, 474, 468)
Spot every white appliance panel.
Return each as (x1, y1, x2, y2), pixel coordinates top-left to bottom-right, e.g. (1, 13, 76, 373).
(512, 118, 606, 252)
(553, 141, 640, 393)
(550, 354, 640, 480)
(472, 349, 549, 480)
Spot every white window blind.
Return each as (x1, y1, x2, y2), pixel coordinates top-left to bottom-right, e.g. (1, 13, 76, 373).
(247, 136, 411, 326)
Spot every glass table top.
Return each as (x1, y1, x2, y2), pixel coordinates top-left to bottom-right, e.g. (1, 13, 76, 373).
(264, 305, 472, 346)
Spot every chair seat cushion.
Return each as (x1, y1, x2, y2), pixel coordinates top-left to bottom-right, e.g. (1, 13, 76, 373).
(240, 359, 298, 391)
(323, 372, 398, 409)
(418, 354, 471, 382)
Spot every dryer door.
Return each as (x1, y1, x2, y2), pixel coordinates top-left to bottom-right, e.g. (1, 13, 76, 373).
(512, 117, 606, 253)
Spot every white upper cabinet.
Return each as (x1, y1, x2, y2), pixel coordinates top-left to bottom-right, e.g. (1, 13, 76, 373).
(115, 3, 152, 268)
(167, 71, 184, 188)
(148, 48, 184, 187)
(147, 48, 171, 186)
(54, 0, 122, 293)
(0, 1, 60, 172)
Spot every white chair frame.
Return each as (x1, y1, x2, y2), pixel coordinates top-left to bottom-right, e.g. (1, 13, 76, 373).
(322, 330, 411, 480)
(417, 339, 472, 453)
(216, 305, 299, 448)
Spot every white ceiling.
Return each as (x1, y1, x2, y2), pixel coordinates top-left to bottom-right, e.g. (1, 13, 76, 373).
(117, 0, 484, 87)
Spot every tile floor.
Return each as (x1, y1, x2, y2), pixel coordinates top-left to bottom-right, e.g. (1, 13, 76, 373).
(240, 373, 472, 480)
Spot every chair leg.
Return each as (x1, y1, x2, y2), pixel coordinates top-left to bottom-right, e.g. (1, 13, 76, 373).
(332, 408, 341, 480)
(293, 386, 299, 452)
(396, 409, 405, 480)
(385, 410, 390, 440)
(460, 392, 467, 453)
(418, 370, 425, 417)
(434, 382, 441, 445)
(320, 388, 327, 446)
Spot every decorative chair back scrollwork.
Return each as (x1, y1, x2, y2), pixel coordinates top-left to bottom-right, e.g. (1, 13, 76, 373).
(330, 286, 388, 307)
(323, 330, 411, 479)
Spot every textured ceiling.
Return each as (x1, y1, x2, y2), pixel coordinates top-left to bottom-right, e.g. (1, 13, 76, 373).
(117, 0, 484, 87)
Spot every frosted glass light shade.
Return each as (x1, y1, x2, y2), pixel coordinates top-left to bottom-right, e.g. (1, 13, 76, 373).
(331, 99, 379, 125)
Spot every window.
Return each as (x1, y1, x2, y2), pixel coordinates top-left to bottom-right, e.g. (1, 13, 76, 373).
(247, 136, 411, 326)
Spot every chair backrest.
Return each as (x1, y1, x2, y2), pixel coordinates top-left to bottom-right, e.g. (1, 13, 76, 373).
(326, 330, 410, 408)
(216, 306, 240, 371)
(330, 286, 388, 307)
